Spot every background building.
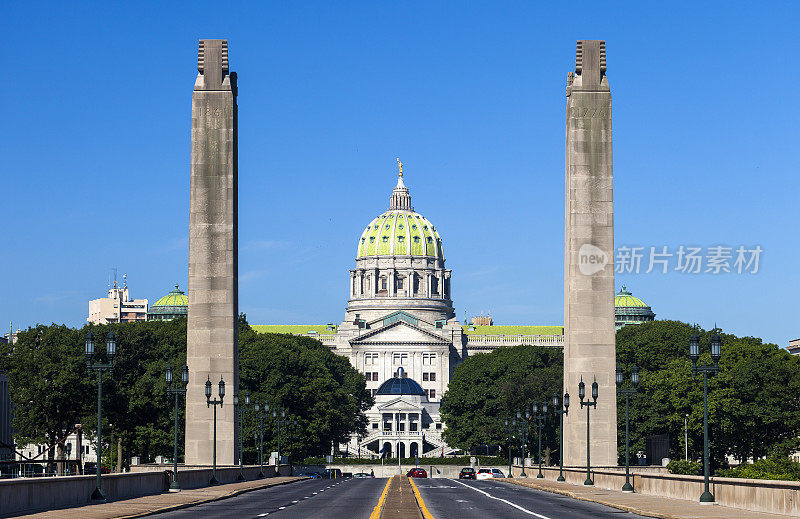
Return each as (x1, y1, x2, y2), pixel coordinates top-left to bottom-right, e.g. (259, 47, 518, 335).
(257, 170, 563, 457)
(789, 338, 800, 356)
(87, 276, 148, 324)
(615, 286, 656, 330)
(147, 285, 188, 321)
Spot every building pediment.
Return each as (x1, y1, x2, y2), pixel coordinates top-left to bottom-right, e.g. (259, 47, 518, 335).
(349, 319, 450, 346)
(377, 397, 424, 411)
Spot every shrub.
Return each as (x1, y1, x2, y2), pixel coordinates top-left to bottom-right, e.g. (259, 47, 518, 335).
(667, 460, 702, 475)
(717, 457, 800, 482)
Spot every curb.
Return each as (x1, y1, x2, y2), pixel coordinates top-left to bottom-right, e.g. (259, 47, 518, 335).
(115, 477, 307, 518)
(502, 479, 672, 519)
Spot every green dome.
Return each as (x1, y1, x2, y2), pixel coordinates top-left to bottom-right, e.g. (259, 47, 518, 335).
(148, 285, 188, 321)
(615, 286, 649, 308)
(357, 210, 443, 259)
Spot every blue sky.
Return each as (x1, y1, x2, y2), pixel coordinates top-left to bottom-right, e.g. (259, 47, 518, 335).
(2, 2, 798, 347)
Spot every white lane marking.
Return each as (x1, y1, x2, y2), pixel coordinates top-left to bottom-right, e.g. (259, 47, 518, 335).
(278, 506, 286, 510)
(452, 480, 554, 519)
(304, 496, 310, 499)
(313, 492, 318, 494)
(292, 500, 299, 503)
(257, 514, 268, 517)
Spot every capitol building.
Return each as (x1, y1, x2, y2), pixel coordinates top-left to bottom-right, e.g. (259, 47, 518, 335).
(257, 167, 564, 458)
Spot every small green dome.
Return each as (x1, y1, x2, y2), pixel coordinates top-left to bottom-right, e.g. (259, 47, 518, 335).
(356, 210, 443, 259)
(148, 285, 188, 321)
(615, 286, 649, 308)
(153, 285, 188, 308)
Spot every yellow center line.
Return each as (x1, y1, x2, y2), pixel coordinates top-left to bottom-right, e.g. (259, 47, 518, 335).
(408, 477, 435, 519)
(369, 478, 393, 519)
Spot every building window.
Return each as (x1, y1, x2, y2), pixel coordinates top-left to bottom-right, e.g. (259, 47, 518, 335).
(365, 372, 372, 381)
(396, 277, 404, 289)
(410, 422, 418, 432)
(381, 278, 387, 290)
(365, 352, 379, 365)
(429, 389, 436, 399)
(398, 235, 405, 243)
(422, 353, 436, 365)
(398, 422, 405, 432)
(373, 372, 378, 381)
(427, 236, 433, 243)
(382, 236, 389, 243)
(414, 236, 420, 243)
(435, 423, 442, 430)
(430, 372, 436, 382)
(384, 422, 392, 432)
(392, 353, 408, 365)
(422, 373, 429, 382)
(372, 423, 378, 429)
(369, 237, 375, 243)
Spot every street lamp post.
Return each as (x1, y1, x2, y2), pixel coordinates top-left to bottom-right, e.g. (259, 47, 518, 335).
(254, 401, 267, 478)
(532, 401, 548, 479)
(233, 392, 249, 481)
(579, 376, 598, 486)
(616, 365, 639, 493)
(689, 332, 722, 504)
(204, 376, 225, 485)
(85, 330, 116, 502)
(516, 410, 530, 477)
(272, 408, 286, 467)
(165, 364, 189, 492)
(504, 417, 515, 478)
(552, 391, 569, 481)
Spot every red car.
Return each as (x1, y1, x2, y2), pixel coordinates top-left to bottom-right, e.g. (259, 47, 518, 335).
(406, 467, 427, 478)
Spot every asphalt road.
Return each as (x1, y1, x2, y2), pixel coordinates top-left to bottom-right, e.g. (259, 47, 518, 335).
(157, 476, 652, 519)
(158, 477, 388, 518)
(416, 478, 652, 519)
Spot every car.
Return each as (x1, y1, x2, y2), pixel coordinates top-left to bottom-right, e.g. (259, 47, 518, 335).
(406, 467, 427, 478)
(476, 468, 505, 480)
(297, 472, 320, 478)
(458, 467, 476, 479)
(353, 472, 373, 478)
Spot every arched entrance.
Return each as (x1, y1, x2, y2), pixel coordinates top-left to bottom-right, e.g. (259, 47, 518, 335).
(410, 442, 419, 458)
(382, 442, 392, 459)
(398, 441, 406, 459)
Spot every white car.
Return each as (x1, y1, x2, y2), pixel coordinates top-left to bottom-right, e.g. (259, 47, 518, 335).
(476, 468, 505, 480)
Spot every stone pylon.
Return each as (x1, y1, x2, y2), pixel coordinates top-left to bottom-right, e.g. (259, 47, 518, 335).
(186, 39, 239, 466)
(563, 40, 617, 467)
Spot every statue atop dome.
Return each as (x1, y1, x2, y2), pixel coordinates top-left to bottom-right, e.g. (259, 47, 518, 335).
(396, 157, 403, 177)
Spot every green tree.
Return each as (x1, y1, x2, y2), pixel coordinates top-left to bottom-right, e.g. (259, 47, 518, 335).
(0, 324, 92, 461)
(616, 320, 800, 467)
(440, 345, 562, 457)
(1, 316, 372, 467)
(238, 316, 373, 461)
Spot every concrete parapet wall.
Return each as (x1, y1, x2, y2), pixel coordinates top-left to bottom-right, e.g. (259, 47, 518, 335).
(0, 465, 291, 517)
(510, 465, 800, 516)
